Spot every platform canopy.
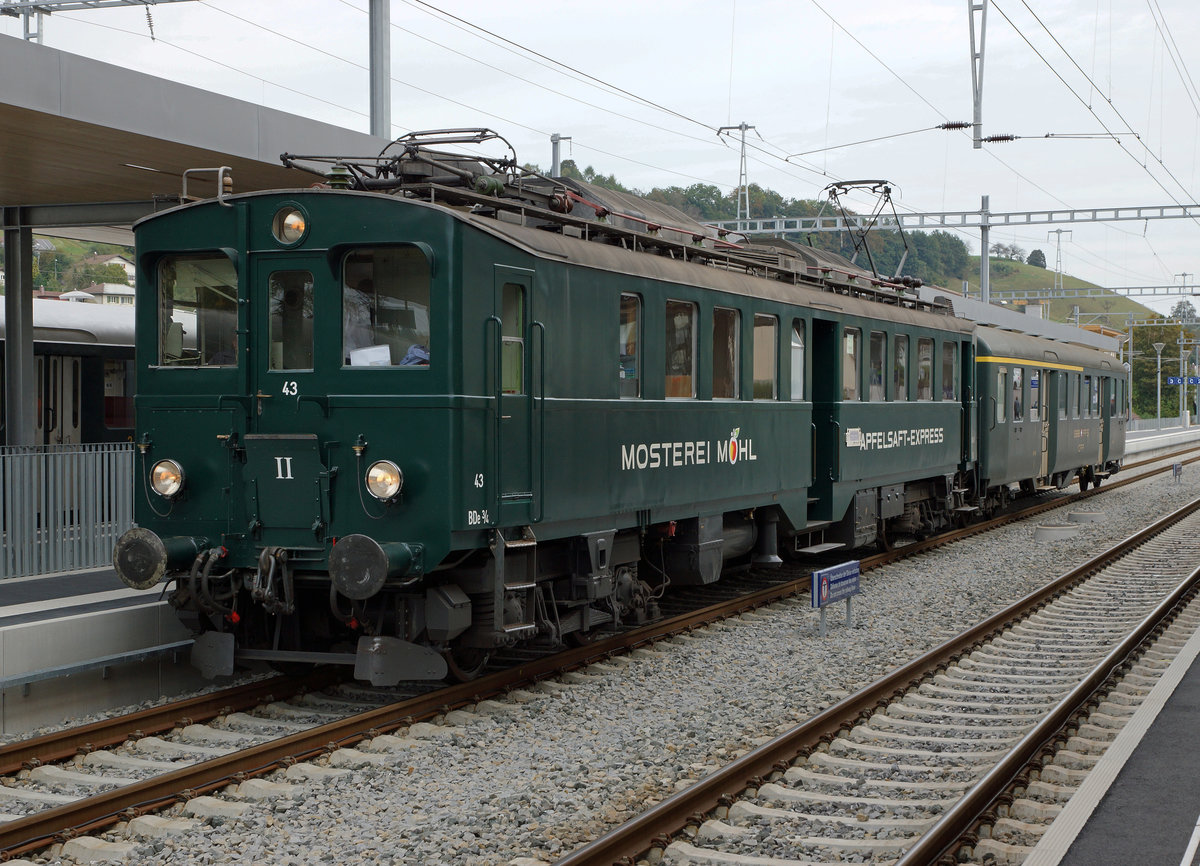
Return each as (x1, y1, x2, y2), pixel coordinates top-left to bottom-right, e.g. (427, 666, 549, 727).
(1, 34, 392, 445)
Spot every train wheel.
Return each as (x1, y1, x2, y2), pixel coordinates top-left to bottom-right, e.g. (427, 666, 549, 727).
(876, 519, 895, 552)
(443, 645, 490, 682)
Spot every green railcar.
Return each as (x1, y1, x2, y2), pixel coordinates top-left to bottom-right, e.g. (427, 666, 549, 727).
(113, 133, 1114, 682)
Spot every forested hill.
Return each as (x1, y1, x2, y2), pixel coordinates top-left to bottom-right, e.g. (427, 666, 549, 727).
(557, 160, 970, 289)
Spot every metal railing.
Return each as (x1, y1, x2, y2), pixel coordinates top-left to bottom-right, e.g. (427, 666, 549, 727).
(0, 443, 133, 579)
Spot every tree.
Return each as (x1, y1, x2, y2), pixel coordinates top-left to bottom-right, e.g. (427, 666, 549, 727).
(1170, 299, 1198, 321)
(1027, 249, 1047, 268)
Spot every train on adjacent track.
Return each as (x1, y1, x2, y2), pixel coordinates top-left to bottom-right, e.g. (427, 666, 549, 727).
(112, 130, 1126, 683)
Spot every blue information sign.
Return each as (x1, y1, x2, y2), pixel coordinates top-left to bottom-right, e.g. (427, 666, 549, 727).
(1168, 376, 1184, 385)
(811, 560, 860, 609)
(1190, 377, 1200, 386)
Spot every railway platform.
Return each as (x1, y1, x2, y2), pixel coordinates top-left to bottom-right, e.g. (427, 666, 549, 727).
(1026, 603, 1200, 866)
(0, 567, 202, 738)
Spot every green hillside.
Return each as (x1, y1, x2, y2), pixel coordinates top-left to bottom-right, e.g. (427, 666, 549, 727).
(965, 256, 1158, 329)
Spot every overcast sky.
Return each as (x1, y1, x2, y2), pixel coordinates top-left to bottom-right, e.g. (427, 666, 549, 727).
(6, 0, 1198, 313)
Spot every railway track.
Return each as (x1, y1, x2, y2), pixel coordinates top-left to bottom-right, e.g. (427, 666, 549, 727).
(0, 449, 1195, 861)
(555, 495, 1200, 866)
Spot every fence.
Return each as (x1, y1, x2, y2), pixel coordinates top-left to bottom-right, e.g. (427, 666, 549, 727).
(1, 443, 134, 579)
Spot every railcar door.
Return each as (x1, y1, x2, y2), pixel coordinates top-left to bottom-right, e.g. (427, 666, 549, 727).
(490, 266, 540, 525)
(1036, 368, 1049, 478)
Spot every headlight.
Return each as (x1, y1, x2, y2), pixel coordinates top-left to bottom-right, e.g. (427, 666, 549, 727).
(150, 459, 185, 499)
(271, 207, 307, 244)
(365, 460, 403, 501)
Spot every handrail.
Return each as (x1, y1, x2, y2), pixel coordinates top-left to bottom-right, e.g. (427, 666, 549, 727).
(532, 320, 546, 524)
(486, 314, 503, 522)
(831, 419, 841, 480)
(181, 166, 233, 207)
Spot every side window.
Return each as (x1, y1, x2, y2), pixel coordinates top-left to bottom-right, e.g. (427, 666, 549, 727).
(665, 300, 697, 399)
(842, 328, 860, 401)
(1083, 375, 1092, 418)
(269, 270, 314, 370)
(917, 338, 933, 400)
(1091, 376, 1100, 417)
(1012, 367, 1023, 419)
(997, 368, 1007, 423)
(713, 307, 740, 399)
(790, 320, 805, 401)
(1058, 372, 1068, 419)
(500, 283, 525, 394)
(157, 253, 238, 367)
(1109, 378, 1117, 415)
(753, 314, 778, 400)
(868, 331, 885, 402)
(619, 293, 641, 398)
(941, 341, 957, 400)
(103, 359, 134, 429)
(1074, 374, 1081, 418)
(1030, 370, 1041, 421)
(894, 335, 908, 402)
(343, 246, 431, 367)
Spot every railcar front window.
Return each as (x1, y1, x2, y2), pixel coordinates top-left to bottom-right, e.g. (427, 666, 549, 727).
(342, 246, 431, 367)
(753, 315, 778, 400)
(665, 300, 696, 399)
(157, 254, 238, 366)
(842, 329, 860, 401)
(501, 283, 525, 395)
(269, 271, 314, 370)
(713, 307, 740, 399)
(619, 294, 641, 398)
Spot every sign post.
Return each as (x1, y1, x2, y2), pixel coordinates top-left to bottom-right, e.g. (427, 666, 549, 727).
(811, 560, 861, 637)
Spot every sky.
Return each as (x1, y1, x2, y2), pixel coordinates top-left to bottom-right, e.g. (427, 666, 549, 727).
(5, 0, 1199, 314)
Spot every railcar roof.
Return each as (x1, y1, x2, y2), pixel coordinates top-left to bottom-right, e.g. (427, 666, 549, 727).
(0, 297, 135, 345)
(975, 325, 1120, 370)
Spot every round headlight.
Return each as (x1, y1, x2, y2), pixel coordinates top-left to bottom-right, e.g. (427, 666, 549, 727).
(271, 207, 307, 244)
(365, 460, 403, 501)
(150, 459, 185, 499)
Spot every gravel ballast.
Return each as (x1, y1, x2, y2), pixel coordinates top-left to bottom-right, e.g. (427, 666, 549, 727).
(29, 468, 1200, 865)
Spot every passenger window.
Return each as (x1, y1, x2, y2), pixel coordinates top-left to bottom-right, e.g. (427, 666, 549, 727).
(1090, 376, 1099, 417)
(1074, 374, 1081, 418)
(916, 338, 933, 401)
(1058, 372, 1067, 419)
(842, 328, 861, 401)
(997, 368, 1007, 423)
(342, 246, 431, 367)
(665, 300, 697, 398)
(268, 270, 314, 370)
(753, 314, 778, 400)
(619, 293, 641, 398)
(501, 283, 525, 394)
(713, 307, 740, 399)
(1083, 376, 1092, 418)
(894, 336, 908, 401)
(868, 331, 885, 402)
(1012, 367, 1024, 419)
(103, 359, 134, 429)
(157, 253, 238, 367)
(1030, 370, 1041, 421)
(790, 320, 805, 401)
(941, 341, 957, 400)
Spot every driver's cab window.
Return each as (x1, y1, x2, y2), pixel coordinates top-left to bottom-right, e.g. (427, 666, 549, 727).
(343, 246, 431, 367)
(157, 253, 238, 366)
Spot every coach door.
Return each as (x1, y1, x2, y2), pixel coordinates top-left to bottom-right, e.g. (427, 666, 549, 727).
(490, 267, 541, 524)
(1036, 368, 1050, 478)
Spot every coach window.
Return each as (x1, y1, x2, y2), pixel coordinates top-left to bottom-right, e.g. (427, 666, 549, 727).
(754, 314, 778, 399)
(713, 307, 740, 399)
(1082, 376, 1092, 418)
(619, 293, 641, 398)
(269, 271, 314, 370)
(665, 300, 697, 398)
(1058, 373, 1068, 419)
(842, 328, 861, 401)
(1030, 370, 1041, 421)
(916, 338, 933, 400)
(1089, 376, 1099, 417)
(157, 253, 238, 366)
(1012, 367, 1024, 418)
(894, 335, 908, 401)
(996, 368, 1007, 423)
(790, 320, 805, 400)
(501, 283, 525, 394)
(868, 331, 885, 401)
(941, 341, 957, 400)
(343, 247, 431, 367)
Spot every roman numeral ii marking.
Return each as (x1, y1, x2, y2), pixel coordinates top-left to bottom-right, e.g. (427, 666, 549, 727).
(274, 457, 294, 480)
